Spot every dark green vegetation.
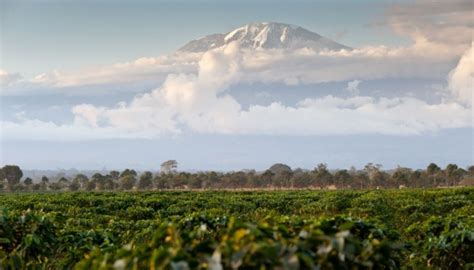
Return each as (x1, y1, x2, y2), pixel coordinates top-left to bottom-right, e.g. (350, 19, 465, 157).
(1, 189, 473, 269)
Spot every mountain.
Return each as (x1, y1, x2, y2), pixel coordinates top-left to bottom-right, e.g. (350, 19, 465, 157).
(179, 22, 351, 52)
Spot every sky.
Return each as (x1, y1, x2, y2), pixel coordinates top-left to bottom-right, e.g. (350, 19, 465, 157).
(0, 0, 473, 171)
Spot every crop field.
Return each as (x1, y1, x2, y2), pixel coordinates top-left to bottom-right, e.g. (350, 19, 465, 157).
(1, 188, 473, 269)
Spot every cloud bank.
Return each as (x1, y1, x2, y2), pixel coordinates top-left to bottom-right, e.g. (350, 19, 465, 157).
(69, 43, 474, 137)
(2, 42, 471, 141)
(1, 41, 463, 96)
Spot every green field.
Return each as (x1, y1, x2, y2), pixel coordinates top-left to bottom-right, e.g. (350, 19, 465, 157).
(1, 188, 473, 269)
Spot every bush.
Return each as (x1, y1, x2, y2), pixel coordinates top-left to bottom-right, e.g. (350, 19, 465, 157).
(406, 215, 474, 269)
(75, 216, 404, 269)
(0, 209, 57, 268)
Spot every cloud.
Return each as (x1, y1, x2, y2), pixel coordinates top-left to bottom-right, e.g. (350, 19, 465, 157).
(0, 35, 465, 97)
(448, 43, 473, 107)
(2, 41, 471, 141)
(231, 97, 470, 136)
(70, 43, 471, 137)
(0, 119, 159, 141)
(72, 104, 106, 128)
(346, 80, 362, 95)
(0, 69, 22, 88)
(386, 0, 473, 50)
(30, 53, 200, 88)
(5, 42, 469, 141)
(2, 95, 471, 141)
(242, 41, 465, 86)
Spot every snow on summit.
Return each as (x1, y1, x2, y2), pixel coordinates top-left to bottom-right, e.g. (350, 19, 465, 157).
(179, 22, 351, 52)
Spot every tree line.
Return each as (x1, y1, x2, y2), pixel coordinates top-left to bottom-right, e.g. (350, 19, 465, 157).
(0, 162, 473, 192)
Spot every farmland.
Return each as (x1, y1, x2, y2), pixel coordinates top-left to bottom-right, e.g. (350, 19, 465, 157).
(1, 188, 473, 269)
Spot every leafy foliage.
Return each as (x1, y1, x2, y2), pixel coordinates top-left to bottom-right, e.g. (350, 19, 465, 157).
(76, 216, 403, 269)
(0, 188, 472, 269)
(0, 209, 57, 269)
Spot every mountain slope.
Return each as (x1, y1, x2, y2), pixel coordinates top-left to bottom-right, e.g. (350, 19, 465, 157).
(179, 22, 351, 52)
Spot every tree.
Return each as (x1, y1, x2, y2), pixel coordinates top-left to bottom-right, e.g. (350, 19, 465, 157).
(427, 163, 441, 186)
(161, 160, 178, 174)
(110, 170, 120, 181)
(279, 170, 293, 188)
(85, 180, 96, 191)
(410, 170, 423, 188)
(427, 163, 441, 175)
(334, 170, 352, 188)
(74, 174, 89, 190)
(32, 184, 41, 191)
(268, 164, 292, 188)
(291, 171, 312, 188)
(24, 177, 33, 186)
(41, 176, 49, 191)
(172, 172, 189, 188)
(138, 171, 153, 190)
(390, 167, 412, 187)
(1, 165, 23, 190)
(364, 163, 384, 188)
(269, 163, 292, 175)
(58, 177, 70, 189)
(120, 169, 137, 178)
(103, 175, 116, 190)
(49, 182, 62, 191)
(120, 175, 136, 190)
(353, 171, 369, 189)
(154, 175, 169, 189)
(92, 173, 106, 190)
(260, 170, 275, 187)
(69, 180, 80, 191)
(445, 164, 463, 186)
(313, 163, 333, 187)
(41, 176, 49, 183)
(188, 174, 203, 189)
(109, 171, 120, 187)
(467, 165, 474, 177)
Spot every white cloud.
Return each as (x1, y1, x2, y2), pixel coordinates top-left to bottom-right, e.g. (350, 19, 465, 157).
(0, 119, 160, 141)
(30, 53, 200, 88)
(448, 43, 473, 107)
(0, 69, 22, 88)
(233, 97, 470, 136)
(2, 94, 471, 141)
(2, 38, 473, 140)
(72, 104, 106, 128)
(0, 36, 465, 96)
(346, 80, 362, 95)
(4, 43, 469, 141)
(243, 39, 466, 85)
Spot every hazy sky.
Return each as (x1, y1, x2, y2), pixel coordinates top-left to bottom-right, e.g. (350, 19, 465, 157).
(1, 0, 472, 171)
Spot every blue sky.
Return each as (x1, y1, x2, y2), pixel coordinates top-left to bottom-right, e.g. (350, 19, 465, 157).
(0, 0, 472, 171)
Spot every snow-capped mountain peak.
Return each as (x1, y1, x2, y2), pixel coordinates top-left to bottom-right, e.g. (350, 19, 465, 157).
(179, 22, 351, 52)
